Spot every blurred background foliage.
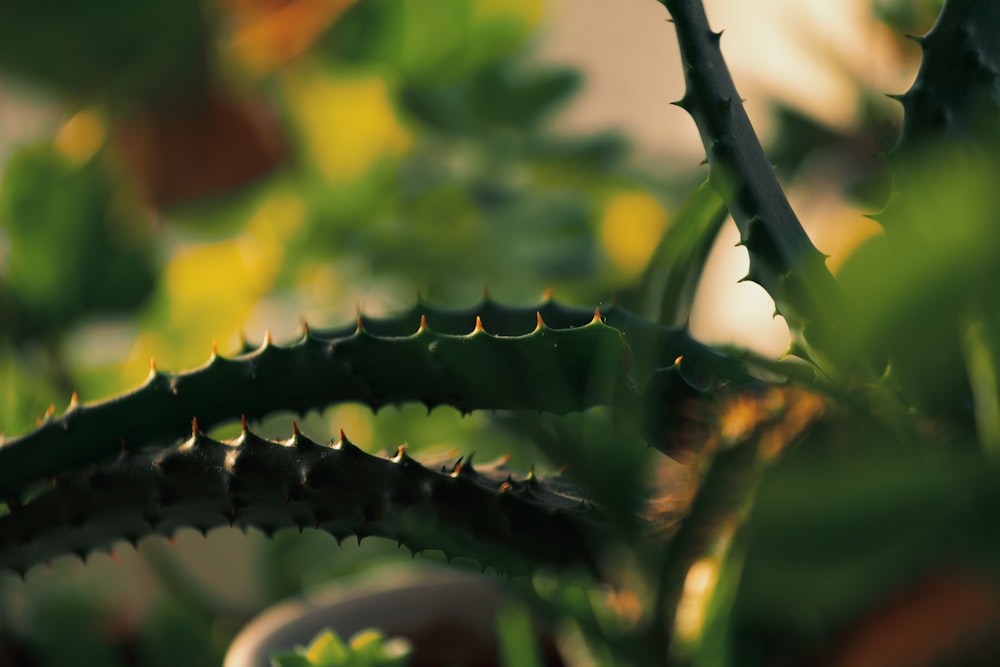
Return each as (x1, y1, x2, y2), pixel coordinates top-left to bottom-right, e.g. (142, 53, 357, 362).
(0, 0, 963, 665)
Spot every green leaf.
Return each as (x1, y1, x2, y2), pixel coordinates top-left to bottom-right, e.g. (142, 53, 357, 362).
(497, 603, 544, 667)
(636, 180, 728, 326)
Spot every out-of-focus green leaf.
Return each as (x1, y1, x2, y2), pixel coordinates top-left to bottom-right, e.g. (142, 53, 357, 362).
(635, 180, 728, 326)
(0, 144, 156, 341)
(0, 0, 205, 104)
(23, 590, 129, 667)
(873, 0, 946, 36)
(138, 597, 225, 667)
(732, 424, 1000, 661)
(497, 603, 544, 667)
(401, 61, 581, 134)
(319, 0, 541, 85)
(838, 154, 1000, 412)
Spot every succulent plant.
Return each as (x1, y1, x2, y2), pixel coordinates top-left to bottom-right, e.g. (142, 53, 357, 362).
(270, 627, 412, 667)
(4, 0, 1000, 664)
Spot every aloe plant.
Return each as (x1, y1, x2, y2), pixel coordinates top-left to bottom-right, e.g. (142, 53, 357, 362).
(3, 0, 1000, 665)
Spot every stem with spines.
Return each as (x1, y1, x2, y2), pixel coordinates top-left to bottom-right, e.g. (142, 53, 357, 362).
(0, 421, 610, 578)
(659, 0, 849, 374)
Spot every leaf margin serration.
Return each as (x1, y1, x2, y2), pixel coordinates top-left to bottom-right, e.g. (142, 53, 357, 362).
(0, 301, 748, 501)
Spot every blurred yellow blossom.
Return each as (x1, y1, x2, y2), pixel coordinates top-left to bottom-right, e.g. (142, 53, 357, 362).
(471, 0, 543, 25)
(288, 72, 411, 183)
(600, 191, 669, 275)
(54, 110, 106, 165)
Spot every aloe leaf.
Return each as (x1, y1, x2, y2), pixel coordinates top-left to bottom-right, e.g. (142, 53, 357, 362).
(0, 313, 630, 499)
(658, 0, 849, 374)
(0, 425, 605, 577)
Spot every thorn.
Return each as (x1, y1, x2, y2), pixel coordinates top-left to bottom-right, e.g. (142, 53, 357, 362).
(674, 355, 684, 366)
(241, 415, 249, 434)
(541, 287, 553, 302)
(355, 315, 365, 334)
(903, 33, 925, 46)
(44, 404, 56, 420)
(474, 316, 485, 334)
(301, 319, 311, 337)
(451, 459, 464, 477)
(192, 417, 200, 436)
(394, 444, 407, 461)
(527, 465, 537, 482)
(590, 307, 602, 325)
(292, 421, 301, 437)
(68, 392, 79, 411)
(418, 314, 428, 332)
(263, 329, 273, 347)
(149, 357, 158, 375)
(211, 340, 218, 357)
(338, 428, 347, 444)
(535, 311, 545, 331)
